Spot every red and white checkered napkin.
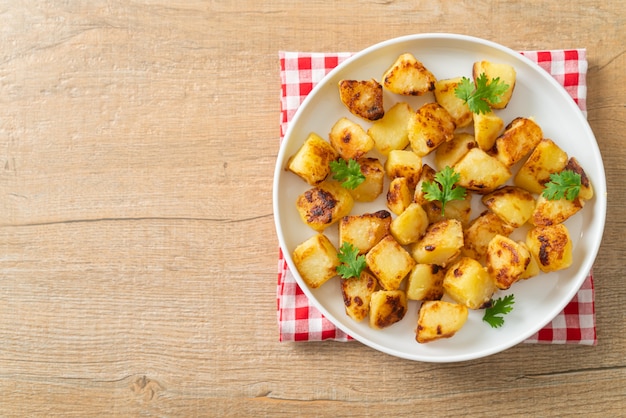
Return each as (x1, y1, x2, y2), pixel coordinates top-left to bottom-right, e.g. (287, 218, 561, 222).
(277, 49, 597, 345)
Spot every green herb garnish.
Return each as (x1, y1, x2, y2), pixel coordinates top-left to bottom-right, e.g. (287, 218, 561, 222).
(483, 294, 515, 328)
(336, 242, 366, 279)
(421, 166, 467, 216)
(455, 73, 510, 114)
(542, 170, 581, 201)
(330, 158, 365, 190)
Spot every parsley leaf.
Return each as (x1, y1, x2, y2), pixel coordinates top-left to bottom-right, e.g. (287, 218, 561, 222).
(330, 158, 366, 190)
(421, 166, 467, 216)
(542, 170, 581, 201)
(336, 242, 366, 279)
(455, 73, 510, 114)
(483, 294, 515, 328)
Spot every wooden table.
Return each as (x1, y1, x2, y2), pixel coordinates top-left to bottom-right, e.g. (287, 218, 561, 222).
(1, 1, 624, 416)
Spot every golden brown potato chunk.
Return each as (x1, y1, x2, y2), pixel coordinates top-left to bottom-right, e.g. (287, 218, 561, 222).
(411, 219, 464, 267)
(491, 117, 543, 167)
(416, 300, 468, 343)
(473, 111, 504, 151)
(382, 53, 436, 96)
(366, 235, 416, 291)
(434, 133, 477, 172)
(565, 157, 594, 201)
(526, 224, 573, 273)
(472, 60, 517, 109)
(486, 235, 532, 290)
(386, 177, 413, 216)
(341, 270, 379, 322)
(296, 180, 354, 231)
(328, 117, 375, 160)
(292, 233, 339, 289)
(390, 202, 430, 246)
(443, 257, 497, 309)
(482, 186, 536, 228)
(287, 132, 338, 186)
(406, 264, 445, 301)
(338, 78, 385, 121)
(368, 102, 413, 156)
(514, 138, 569, 195)
(339, 210, 391, 255)
(408, 103, 456, 157)
(349, 157, 385, 202)
(454, 147, 511, 193)
(434, 77, 473, 128)
(530, 194, 584, 226)
(462, 210, 515, 261)
(385, 149, 423, 190)
(369, 290, 408, 329)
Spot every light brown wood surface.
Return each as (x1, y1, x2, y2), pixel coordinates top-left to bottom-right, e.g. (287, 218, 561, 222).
(0, 1, 624, 416)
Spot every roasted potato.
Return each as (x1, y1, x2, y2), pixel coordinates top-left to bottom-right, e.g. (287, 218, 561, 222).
(328, 117, 375, 160)
(341, 270, 379, 322)
(367, 102, 413, 156)
(514, 138, 569, 194)
(387, 176, 413, 215)
(366, 235, 416, 291)
(338, 78, 384, 121)
(408, 102, 456, 157)
(481, 186, 536, 228)
(443, 257, 497, 309)
(565, 157, 594, 201)
(385, 149, 423, 190)
(390, 202, 430, 246)
(530, 194, 584, 226)
(454, 147, 511, 193)
(526, 224, 573, 273)
(296, 180, 354, 231)
(422, 192, 473, 227)
(382, 53, 436, 96)
(490, 117, 543, 167)
(416, 300, 468, 343)
(413, 164, 437, 205)
(434, 77, 473, 128)
(292, 233, 339, 289)
(434, 132, 477, 172)
(406, 264, 445, 301)
(486, 235, 532, 290)
(473, 110, 504, 151)
(369, 290, 408, 329)
(462, 210, 515, 261)
(472, 60, 516, 109)
(411, 219, 464, 267)
(339, 210, 392, 255)
(350, 157, 385, 202)
(287, 132, 338, 186)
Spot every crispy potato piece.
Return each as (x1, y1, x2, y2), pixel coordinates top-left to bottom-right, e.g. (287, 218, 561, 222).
(385, 149, 423, 190)
(434, 133, 477, 172)
(422, 192, 473, 227)
(443, 257, 497, 309)
(387, 177, 413, 215)
(520, 250, 541, 280)
(416, 300, 468, 343)
(390, 202, 430, 245)
(472, 60, 516, 109)
(411, 219, 464, 267)
(526, 224, 573, 273)
(473, 111, 504, 151)
(296, 180, 354, 231)
(454, 147, 511, 193)
(486, 235, 532, 290)
(382, 53, 436, 96)
(406, 264, 445, 301)
(339, 78, 385, 121)
(530, 194, 584, 226)
(565, 157, 594, 201)
(491, 117, 543, 167)
(339, 210, 392, 255)
(369, 290, 408, 330)
(287, 132, 339, 186)
(292, 233, 339, 289)
(350, 157, 384, 202)
(366, 235, 416, 291)
(341, 270, 379, 322)
(434, 77, 473, 128)
(482, 186, 536, 228)
(462, 210, 515, 261)
(514, 138, 569, 194)
(329, 117, 375, 160)
(414, 164, 437, 205)
(408, 103, 456, 157)
(368, 102, 413, 156)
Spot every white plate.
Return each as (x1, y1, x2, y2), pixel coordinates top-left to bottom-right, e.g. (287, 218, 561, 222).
(273, 34, 606, 362)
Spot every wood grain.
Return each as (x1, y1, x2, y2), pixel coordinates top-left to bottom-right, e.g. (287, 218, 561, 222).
(0, 1, 624, 416)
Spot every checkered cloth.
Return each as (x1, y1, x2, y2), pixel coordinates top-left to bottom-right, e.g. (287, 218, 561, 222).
(277, 49, 597, 345)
